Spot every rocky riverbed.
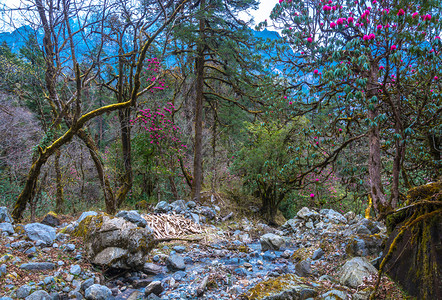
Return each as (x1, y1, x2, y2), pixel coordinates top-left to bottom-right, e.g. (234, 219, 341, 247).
(0, 203, 409, 299)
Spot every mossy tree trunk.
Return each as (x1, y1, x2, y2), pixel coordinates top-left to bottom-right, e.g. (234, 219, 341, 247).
(55, 149, 64, 213)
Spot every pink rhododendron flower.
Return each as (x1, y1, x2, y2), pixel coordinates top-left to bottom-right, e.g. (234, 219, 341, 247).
(379, 66, 385, 70)
(314, 69, 319, 74)
(348, 17, 354, 23)
(391, 44, 397, 50)
(310, 194, 315, 198)
(377, 24, 382, 30)
(412, 12, 419, 18)
(397, 9, 405, 16)
(435, 76, 439, 80)
(363, 35, 369, 41)
(337, 18, 344, 25)
(338, 128, 342, 132)
(307, 37, 313, 43)
(330, 22, 336, 28)
(368, 33, 375, 39)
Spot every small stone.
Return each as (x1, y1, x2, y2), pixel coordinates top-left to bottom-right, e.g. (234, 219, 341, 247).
(0, 264, 6, 277)
(260, 233, 285, 251)
(143, 263, 163, 275)
(234, 268, 247, 276)
(281, 250, 292, 259)
(0, 207, 12, 223)
(312, 248, 324, 260)
(152, 255, 160, 262)
(154, 201, 171, 213)
(85, 284, 112, 300)
(166, 254, 186, 271)
(66, 274, 74, 282)
(15, 284, 32, 298)
(57, 261, 64, 266)
(24, 290, 50, 300)
(41, 212, 61, 227)
(70, 264, 81, 276)
(172, 246, 186, 253)
(0, 222, 14, 235)
(20, 262, 55, 271)
(144, 281, 163, 296)
(115, 210, 147, 228)
(81, 278, 95, 292)
(24, 247, 36, 255)
(295, 259, 313, 277)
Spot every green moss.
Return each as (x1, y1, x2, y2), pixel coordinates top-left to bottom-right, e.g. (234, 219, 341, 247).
(407, 181, 442, 203)
(71, 214, 105, 239)
(244, 274, 308, 300)
(290, 248, 310, 262)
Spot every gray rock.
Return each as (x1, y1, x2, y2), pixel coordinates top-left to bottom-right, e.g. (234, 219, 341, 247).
(154, 201, 171, 213)
(282, 219, 299, 232)
(339, 257, 377, 288)
(297, 207, 320, 220)
(24, 223, 56, 245)
(320, 209, 347, 224)
(143, 263, 163, 275)
(319, 289, 348, 299)
(16, 284, 32, 298)
(24, 247, 36, 255)
(0, 222, 14, 234)
(115, 210, 147, 228)
(65, 244, 76, 251)
(73, 214, 155, 270)
(70, 264, 81, 275)
(344, 211, 356, 222)
(185, 201, 196, 209)
(0, 264, 6, 277)
(24, 290, 50, 300)
(41, 213, 60, 227)
(84, 284, 112, 300)
(360, 218, 381, 234)
(189, 213, 200, 224)
(346, 234, 384, 257)
(200, 206, 215, 220)
(144, 281, 163, 296)
(312, 248, 324, 260)
(260, 233, 285, 251)
(355, 224, 372, 235)
(169, 200, 186, 214)
(166, 254, 186, 271)
(81, 278, 95, 292)
(0, 207, 12, 223)
(295, 259, 312, 277)
(77, 211, 98, 224)
(172, 246, 186, 253)
(20, 263, 55, 271)
(0, 297, 14, 300)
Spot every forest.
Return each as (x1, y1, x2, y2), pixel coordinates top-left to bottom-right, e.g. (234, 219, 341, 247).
(0, 0, 441, 299)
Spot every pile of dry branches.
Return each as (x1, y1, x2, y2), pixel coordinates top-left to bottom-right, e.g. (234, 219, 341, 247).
(143, 213, 204, 239)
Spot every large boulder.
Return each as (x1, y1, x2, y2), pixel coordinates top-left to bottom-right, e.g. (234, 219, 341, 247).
(0, 207, 12, 223)
(0, 223, 14, 235)
(40, 211, 61, 227)
(297, 207, 320, 221)
(24, 223, 56, 245)
(382, 181, 442, 299)
(72, 214, 155, 270)
(338, 257, 377, 288)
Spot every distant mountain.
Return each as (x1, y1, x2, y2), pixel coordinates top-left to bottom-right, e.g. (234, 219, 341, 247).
(0, 25, 37, 53)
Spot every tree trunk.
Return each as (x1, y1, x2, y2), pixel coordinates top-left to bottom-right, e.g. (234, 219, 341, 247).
(192, 0, 206, 202)
(55, 149, 64, 213)
(368, 106, 389, 216)
(76, 129, 116, 214)
(115, 107, 133, 208)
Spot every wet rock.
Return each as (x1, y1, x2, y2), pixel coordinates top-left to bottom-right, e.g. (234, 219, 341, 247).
(0, 222, 14, 235)
(72, 214, 155, 270)
(115, 210, 147, 228)
(172, 245, 186, 253)
(339, 257, 377, 288)
(260, 233, 285, 251)
(0, 207, 12, 223)
(81, 278, 95, 292)
(166, 254, 186, 271)
(24, 290, 50, 300)
(144, 281, 163, 297)
(20, 262, 56, 271)
(154, 201, 171, 213)
(41, 212, 61, 227)
(24, 223, 56, 245)
(85, 284, 113, 300)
